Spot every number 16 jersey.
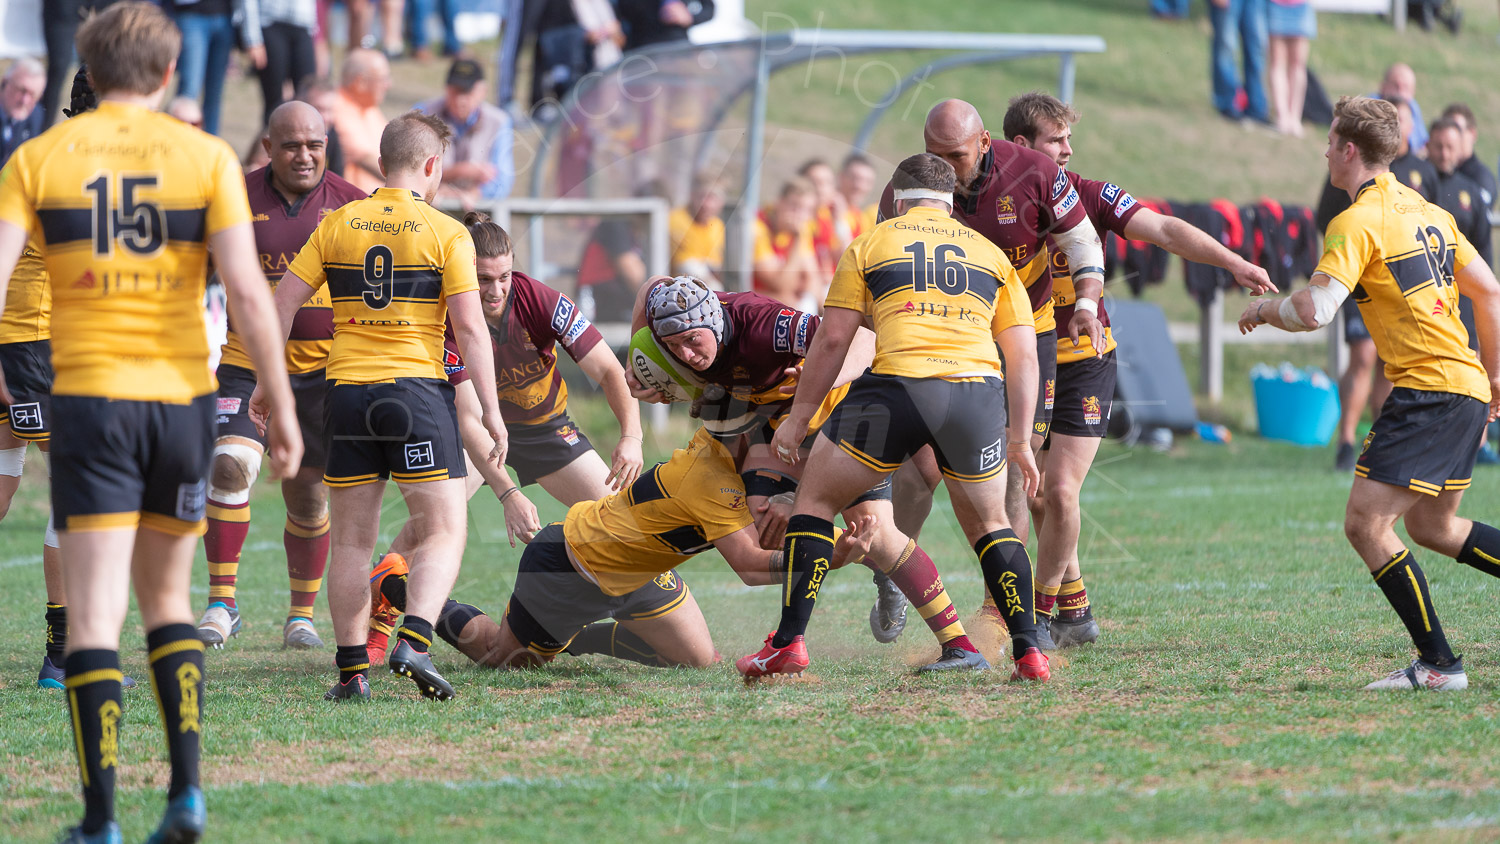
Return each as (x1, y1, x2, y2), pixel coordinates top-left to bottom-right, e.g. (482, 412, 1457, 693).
(824, 205, 1034, 381)
(287, 186, 478, 384)
(0, 101, 250, 402)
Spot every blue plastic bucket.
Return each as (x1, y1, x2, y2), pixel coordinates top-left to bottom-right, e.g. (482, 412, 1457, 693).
(1252, 370, 1340, 446)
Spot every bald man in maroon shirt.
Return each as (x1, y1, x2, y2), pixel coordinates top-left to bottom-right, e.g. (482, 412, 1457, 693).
(879, 99, 1107, 585)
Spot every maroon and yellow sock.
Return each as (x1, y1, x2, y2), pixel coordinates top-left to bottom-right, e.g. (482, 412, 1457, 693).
(285, 514, 330, 620)
(204, 499, 250, 610)
(886, 539, 976, 653)
(1035, 582, 1060, 620)
(1056, 578, 1090, 621)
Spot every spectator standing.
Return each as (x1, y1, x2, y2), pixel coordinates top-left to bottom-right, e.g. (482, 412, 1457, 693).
(1428, 120, 1493, 267)
(615, 0, 707, 50)
(240, 0, 318, 127)
(417, 59, 515, 206)
(166, 0, 237, 136)
(1266, 0, 1315, 136)
(669, 174, 725, 282)
(0, 60, 45, 165)
(1440, 103, 1498, 219)
(1377, 63, 1425, 155)
(407, 0, 461, 59)
(347, 0, 407, 57)
(40, 0, 119, 127)
(329, 49, 392, 192)
(534, 0, 623, 109)
(1209, 0, 1269, 124)
(1151, 0, 1191, 18)
(167, 95, 204, 128)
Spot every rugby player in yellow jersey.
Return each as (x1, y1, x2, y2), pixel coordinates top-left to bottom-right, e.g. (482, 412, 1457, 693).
(253, 110, 506, 702)
(0, 5, 302, 841)
(745, 153, 1051, 682)
(1240, 96, 1500, 691)
(367, 427, 876, 670)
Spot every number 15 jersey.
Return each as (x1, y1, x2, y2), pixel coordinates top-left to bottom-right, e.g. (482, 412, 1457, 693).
(287, 186, 478, 384)
(0, 101, 251, 402)
(1318, 172, 1489, 403)
(824, 205, 1034, 381)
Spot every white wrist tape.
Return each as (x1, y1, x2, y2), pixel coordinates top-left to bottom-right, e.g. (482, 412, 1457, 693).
(1074, 298, 1098, 316)
(44, 513, 57, 548)
(0, 446, 24, 477)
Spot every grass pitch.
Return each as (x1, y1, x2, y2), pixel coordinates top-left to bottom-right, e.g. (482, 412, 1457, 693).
(3, 422, 1499, 842)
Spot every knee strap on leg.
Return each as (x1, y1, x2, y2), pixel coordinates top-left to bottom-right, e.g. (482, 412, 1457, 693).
(0, 446, 25, 477)
(742, 469, 798, 499)
(209, 443, 263, 505)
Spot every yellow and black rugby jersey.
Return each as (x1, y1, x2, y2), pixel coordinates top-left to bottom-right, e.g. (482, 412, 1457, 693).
(0, 238, 49, 343)
(0, 102, 250, 401)
(823, 206, 1034, 380)
(565, 427, 753, 596)
(1318, 173, 1489, 402)
(287, 187, 478, 383)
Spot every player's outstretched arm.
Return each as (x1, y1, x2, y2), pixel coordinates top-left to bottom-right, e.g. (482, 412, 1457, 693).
(1455, 257, 1500, 419)
(0, 221, 29, 404)
(1237, 273, 1347, 336)
(717, 525, 781, 586)
(1126, 209, 1276, 295)
(769, 305, 863, 465)
(996, 323, 1040, 498)
(450, 288, 508, 467)
(577, 343, 644, 490)
(216, 223, 304, 478)
(454, 379, 539, 545)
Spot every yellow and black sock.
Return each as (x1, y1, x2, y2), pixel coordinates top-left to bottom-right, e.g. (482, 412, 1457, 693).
(1373, 549, 1456, 666)
(436, 600, 485, 650)
(773, 514, 835, 648)
(145, 624, 204, 799)
(336, 645, 370, 682)
(45, 603, 67, 662)
(64, 649, 123, 835)
(886, 539, 976, 652)
(378, 569, 408, 612)
(1057, 578, 1091, 621)
(565, 621, 665, 666)
(1035, 582, 1060, 620)
(397, 615, 435, 655)
(975, 529, 1038, 658)
(285, 515, 330, 620)
(1457, 521, 1500, 579)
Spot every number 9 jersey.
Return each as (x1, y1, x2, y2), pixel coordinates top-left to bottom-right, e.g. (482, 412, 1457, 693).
(824, 205, 1034, 381)
(1318, 173, 1490, 403)
(287, 186, 478, 384)
(0, 101, 251, 402)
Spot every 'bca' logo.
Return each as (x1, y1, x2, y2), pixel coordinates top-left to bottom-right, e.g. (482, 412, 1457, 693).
(405, 441, 436, 470)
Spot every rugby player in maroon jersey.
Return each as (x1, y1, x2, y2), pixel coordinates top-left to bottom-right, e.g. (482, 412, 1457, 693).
(1000, 92, 1273, 647)
(365, 212, 647, 663)
(623, 276, 991, 672)
(877, 99, 1108, 593)
(196, 101, 369, 651)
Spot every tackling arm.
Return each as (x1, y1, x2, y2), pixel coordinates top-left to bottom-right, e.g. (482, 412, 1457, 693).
(776, 306, 863, 443)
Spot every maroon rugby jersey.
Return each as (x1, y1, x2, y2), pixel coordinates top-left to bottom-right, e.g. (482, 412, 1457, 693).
(1047, 173, 1144, 362)
(219, 167, 367, 374)
(469, 272, 605, 425)
(696, 291, 817, 411)
(878, 140, 1087, 333)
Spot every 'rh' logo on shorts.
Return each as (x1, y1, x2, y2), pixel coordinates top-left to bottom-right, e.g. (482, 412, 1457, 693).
(405, 441, 435, 470)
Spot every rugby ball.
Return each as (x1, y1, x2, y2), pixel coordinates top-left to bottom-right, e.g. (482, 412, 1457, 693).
(628, 327, 703, 403)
